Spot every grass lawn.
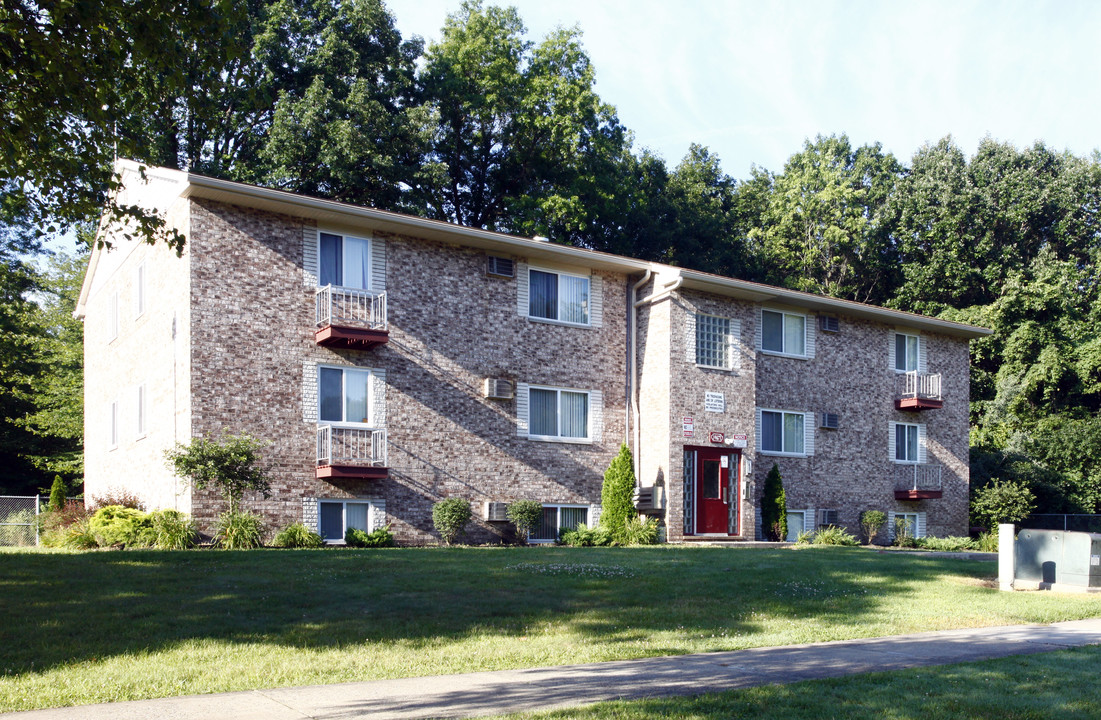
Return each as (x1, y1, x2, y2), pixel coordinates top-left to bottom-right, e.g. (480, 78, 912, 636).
(478, 645, 1101, 720)
(1, 545, 1100, 711)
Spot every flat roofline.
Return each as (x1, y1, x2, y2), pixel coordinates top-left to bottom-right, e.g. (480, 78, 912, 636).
(179, 170, 990, 338)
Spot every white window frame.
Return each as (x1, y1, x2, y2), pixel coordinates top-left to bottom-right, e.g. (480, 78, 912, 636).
(108, 291, 119, 342)
(889, 511, 925, 540)
(317, 365, 375, 427)
(695, 313, 734, 370)
(759, 409, 807, 457)
(109, 400, 119, 450)
(135, 384, 147, 440)
(530, 504, 591, 543)
(894, 332, 920, 373)
(760, 309, 807, 358)
(317, 499, 374, 544)
(134, 262, 146, 319)
(318, 231, 373, 291)
(785, 510, 806, 542)
(892, 422, 922, 464)
(526, 267, 591, 327)
(526, 385, 592, 442)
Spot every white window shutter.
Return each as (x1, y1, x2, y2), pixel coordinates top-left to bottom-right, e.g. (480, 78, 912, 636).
(918, 335, 927, 373)
(371, 238, 386, 293)
(302, 361, 318, 422)
(303, 226, 319, 287)
(372, 369, 387, 427)
(515, 382, 530, 436)
(888, 333, 896, 371)
(516, 262, 529, 317)
(729, 318, 742, 369)
(805, 315, 816, 359)
(685, 313, 697, 363)
(916, 512, 926, 538)
(589, 274, 603, 328)
(887, 511, 897, 540)
(805, 507, 815, 534)
(917, 424, 927, 464)
(589, 389, 603, 442)
(754, 307, 763, 350)
(888, 421, 897, 461)
(755, 408, 763, 448)
(803, 413, 815, 456)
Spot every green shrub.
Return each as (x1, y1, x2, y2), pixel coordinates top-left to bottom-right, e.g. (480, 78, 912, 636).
(811, 526, 860, 546)
(344, 525, 395, 548)
(976, 531, 999, 553)
(794, 529, 814, 545)
(893, 516, 917, 548)
(761, 464, 787, 541)
(47, 475, 67, 512)
(971, 479, 1035, 529)
(432, 498, 472, 545)
(559, 523, 613, 547)
(272, 522, 323, 548)
(506, 500, 543, 543)
(214, 510, 264, 549)
(915, 535, 976, 552)
(599, 444, 636, 543)
(859, 510, 886, 545)
(620, 516, 659, 545)
(148, 509, 197, 549)
(88, 505, 154, 548)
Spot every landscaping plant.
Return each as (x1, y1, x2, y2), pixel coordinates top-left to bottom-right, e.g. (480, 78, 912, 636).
(560, 523, 612, 547)
(506, 499, 542, 543)
(272, 522, 324, 548)
(600, 444, 636, 543)
(432, 498, 472, 545)
(344, 525, 395, 548)
(893, 516, 917, 547)
(760, 463, 787, 541)
(165, 433, 271, 514)
(971, 478, 1035, 530)
(859, 510, 886, 545)
(47, 475, 67, 512)
(88, 505, 154, 548)
(808, 526, 859, 546)
(148, 510, 198, 549)
(619, 516, 659, 545)
(214, 510, 264, 549)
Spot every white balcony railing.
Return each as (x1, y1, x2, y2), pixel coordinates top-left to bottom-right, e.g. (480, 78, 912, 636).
(317, 425, 387, 468)
(894, 463, 943, 493)
(315, 285, 387, 330)
(897, 371, 942, 402)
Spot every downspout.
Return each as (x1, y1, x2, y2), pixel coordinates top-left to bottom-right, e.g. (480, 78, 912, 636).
(630, 272, 683, 480)
(628, 270, 651, 476)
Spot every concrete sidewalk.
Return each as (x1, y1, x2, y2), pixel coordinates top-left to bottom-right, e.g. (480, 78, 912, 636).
(7, 619, 1101, 720)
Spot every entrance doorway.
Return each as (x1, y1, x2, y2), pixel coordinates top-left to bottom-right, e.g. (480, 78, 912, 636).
(692, 446, 740, 535)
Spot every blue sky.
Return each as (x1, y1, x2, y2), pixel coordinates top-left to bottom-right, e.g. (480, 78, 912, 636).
(389, 0, 1101, 176)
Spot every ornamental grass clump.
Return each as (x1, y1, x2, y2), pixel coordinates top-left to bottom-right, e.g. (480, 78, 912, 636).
(215, 510, 264, 549)
(148, 509, 198, 549)
(432, 498, 472, 545)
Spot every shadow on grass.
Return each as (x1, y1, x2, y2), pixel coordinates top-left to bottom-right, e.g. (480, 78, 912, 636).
(0, 546, 994, 676)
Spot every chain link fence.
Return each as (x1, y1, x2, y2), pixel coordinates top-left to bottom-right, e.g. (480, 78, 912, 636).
(0, 495, 40, 547)
(1021, 514, 1101, 534)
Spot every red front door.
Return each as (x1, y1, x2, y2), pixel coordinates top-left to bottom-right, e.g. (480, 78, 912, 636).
(696, 448, 739, 535)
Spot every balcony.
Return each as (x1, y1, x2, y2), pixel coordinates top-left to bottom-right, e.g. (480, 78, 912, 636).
(315, 285, 388, 349)
(316, 425, 388, 479)
(895, 371, 942, 410)
(894, 463, 943, 500)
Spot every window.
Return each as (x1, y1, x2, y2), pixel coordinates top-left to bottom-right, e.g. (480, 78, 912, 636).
(319, 231, 371, 290)
(531, 505, 589, 542)
(136, 385, 147, 439)
(696, 314, 732, 369)
(761, 309, 805, 356)
(108, 291, 119, 341)
(109, 400, 118, 449)
(528, 268, 589, 325)
(318, 499, 373, 542)
(135, 263, 146, 318)
(319, 366, 373, 425)
(894, 423, 920, 463)
(890, 511, 925, 540)
(528, 386, 590, 440)
(761, 410, 805, 455)
(895, 333, 919, 372)
(786, 511, 806, 542)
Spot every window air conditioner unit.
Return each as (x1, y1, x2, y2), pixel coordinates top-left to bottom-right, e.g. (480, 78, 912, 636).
(819, 315, 840, 333)
(486, 256, 515, 278)
(818, 509, 840, 527)
(820, 412, 839, 430)
(484, 378, 514, 400)
(485, 501, 509, 522)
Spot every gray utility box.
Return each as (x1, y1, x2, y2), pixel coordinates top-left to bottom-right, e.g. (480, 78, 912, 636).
(1016, 529, 1101, 587)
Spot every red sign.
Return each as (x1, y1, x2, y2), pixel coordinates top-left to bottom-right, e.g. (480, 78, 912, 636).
(709, 432, 725, 444)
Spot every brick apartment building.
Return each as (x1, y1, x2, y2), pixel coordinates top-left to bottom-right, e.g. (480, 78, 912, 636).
(77, 161, 990, 544)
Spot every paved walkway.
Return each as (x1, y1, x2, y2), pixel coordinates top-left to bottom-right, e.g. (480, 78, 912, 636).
(8, 619, 1101, 720)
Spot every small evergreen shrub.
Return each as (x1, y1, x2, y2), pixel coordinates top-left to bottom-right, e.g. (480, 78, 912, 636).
(88, 505, 154, 548)
(432, 498, 472, 545)
(859, 510, 886, 545)
(344, 525, 395, 548)
(915, 535, 976, 552)
(620, 516, 659, 545)
(506, 500, 542, 543)
(148, 509, 198, 549)
(810, 526, 859, 546)
(761, 464, 787, 541)
(47, 475, 67, 512)
(599, 444, 636, 543)
(272, 522, 324, 548)
(215, 510, 264, 549)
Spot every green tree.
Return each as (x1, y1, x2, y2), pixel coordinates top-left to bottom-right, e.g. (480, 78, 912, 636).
(599, 444, 636, 540)
(506, 499, 542, 543)
(432, 497, 472, 545)
(971, 479, 1036, 529)
(165, 433, 271, 513)
(47, 475, 66, 512)
(761, 463, 787, 541)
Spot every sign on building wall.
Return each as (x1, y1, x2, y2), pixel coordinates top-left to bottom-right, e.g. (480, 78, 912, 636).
(683, 417, 694, 437)
(729, 433, 748, 448)
(710, 432, 725, 444)
(705, 392, 726, 413)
